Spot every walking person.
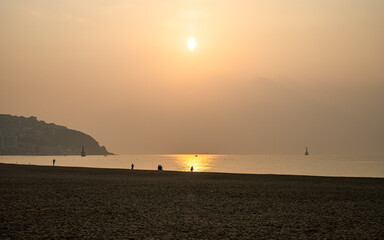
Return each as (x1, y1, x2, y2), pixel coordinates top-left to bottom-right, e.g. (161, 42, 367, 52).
(52, 159, 56, 167)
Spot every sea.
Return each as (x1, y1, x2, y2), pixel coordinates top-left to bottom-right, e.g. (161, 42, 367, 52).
(0, 154, 383, 178)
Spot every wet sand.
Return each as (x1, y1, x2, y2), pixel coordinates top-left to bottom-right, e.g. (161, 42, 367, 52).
(1, 163, 383, 239)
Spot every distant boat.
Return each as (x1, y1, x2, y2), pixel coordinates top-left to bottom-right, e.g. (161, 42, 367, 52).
(81, 145, 86, 157)
(305, 146, 309, 156)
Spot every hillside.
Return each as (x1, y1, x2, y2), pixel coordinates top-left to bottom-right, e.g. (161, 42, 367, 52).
(0, 114, 112, 155)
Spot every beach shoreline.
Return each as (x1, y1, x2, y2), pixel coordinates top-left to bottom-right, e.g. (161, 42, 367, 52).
(1, 163, 383, 239)
(1, 162, 384, 179)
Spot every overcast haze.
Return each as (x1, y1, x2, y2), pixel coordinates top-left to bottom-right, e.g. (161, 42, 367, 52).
(1, 0, 383, 154)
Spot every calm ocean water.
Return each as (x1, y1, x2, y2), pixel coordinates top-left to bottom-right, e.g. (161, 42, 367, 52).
(1, 154, 383, 178)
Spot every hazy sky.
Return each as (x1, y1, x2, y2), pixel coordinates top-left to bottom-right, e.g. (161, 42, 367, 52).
(1, 0, 383, 154)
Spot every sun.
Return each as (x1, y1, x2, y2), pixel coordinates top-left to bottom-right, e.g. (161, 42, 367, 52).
(187, 38, 196, 51)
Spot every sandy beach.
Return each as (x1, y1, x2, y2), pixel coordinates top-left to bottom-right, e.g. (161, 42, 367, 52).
(1, 163, 383, 239)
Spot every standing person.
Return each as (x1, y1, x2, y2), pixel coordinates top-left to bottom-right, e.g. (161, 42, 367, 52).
(53, 159, 56, 167)
(190, 166, 194, 172)
(131, 163, 134, 170)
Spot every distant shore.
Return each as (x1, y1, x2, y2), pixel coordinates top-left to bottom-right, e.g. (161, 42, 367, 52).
(1, 163, 383, 239)
(0, 153, 114, 156)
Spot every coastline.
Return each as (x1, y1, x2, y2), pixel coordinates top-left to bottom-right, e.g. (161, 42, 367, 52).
(0, 153, 115, 156)
(1, 162, 383, 179)
(1, 163, 384, 239)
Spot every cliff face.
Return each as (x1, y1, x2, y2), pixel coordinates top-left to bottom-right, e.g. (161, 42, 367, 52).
(0, 114, 112, 155)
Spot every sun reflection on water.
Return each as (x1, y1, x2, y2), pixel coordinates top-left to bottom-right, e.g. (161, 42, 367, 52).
(171, 154, 215, 172)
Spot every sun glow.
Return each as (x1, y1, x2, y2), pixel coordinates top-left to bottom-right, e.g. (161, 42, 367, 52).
(173, 154, 214, 172)
(187, 38, 196, 51)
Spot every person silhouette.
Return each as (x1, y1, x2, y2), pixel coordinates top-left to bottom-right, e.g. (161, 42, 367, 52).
(53, 159, 56, 167)
(158, 165, 163, 171)
(190, 166, 194, 172)
(131, 163, 134, 170)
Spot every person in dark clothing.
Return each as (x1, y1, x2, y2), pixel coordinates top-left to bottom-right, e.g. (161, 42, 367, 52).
(158, 165, 163, 171)
(131, 163, 134, 170)
(190, 166, 194, 172)
(52, 159, 56, 167)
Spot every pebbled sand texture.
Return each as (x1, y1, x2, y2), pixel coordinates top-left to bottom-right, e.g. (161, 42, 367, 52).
(1, 163, 383, 239)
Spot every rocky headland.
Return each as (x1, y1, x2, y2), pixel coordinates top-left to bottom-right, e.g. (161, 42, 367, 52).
(0, 114, 112, 155)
